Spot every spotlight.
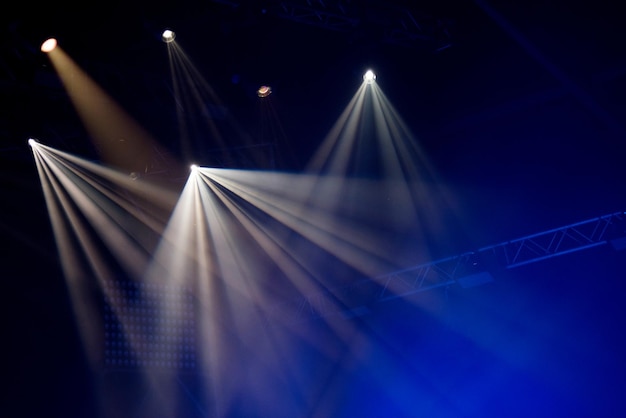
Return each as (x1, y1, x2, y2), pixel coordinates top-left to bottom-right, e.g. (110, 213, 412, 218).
(363, 69, 376, 84)
(40, 38, 57, 53)
(161, 29, 176, 43)
(257, 85, 272, 98)
(190, 164, 198, 171)
(28, 138, 38, 147)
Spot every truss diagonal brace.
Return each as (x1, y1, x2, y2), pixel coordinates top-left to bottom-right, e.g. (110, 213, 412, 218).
(480, 211, 626, 268)
(269, 211, 626, 324)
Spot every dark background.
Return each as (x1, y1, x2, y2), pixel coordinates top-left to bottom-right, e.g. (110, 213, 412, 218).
(2, 1, 626, 417)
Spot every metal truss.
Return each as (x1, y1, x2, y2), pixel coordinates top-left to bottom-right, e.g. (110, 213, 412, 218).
(210, 0, 452, 48)
(274, 0, 452, 46)
(479, 211, 626, 268)
(382, 7, 453, 50)
(268, 211, 626, 324)
(275, 1, 359, 32)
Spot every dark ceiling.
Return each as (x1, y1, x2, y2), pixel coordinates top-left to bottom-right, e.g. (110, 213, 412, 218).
(3, 0, 625, 250)
(2, 1, 626, 416)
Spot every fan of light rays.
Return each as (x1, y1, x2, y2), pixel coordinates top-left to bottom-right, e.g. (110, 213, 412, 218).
(155, 164, 461, 417)
(30, 140, 177, 274)
(164, 35, 265, 167)
(29, 139, 189, 415)
(198, 168, 413, 275)
(306, 70, 462, 268)
(187, 166, 399, 343)
(143, 164, 363, 416)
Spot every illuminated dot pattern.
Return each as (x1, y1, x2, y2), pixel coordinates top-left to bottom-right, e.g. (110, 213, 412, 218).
(103, 280, 196, 370)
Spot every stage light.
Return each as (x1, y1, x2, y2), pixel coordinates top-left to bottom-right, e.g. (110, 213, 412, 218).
(363, 69, 376, 84)
(161, 29, 176, 43)
(40, 38, 57, 53)
(257, 85, 272, 98)
(28, 138, 38, 147)
(190, 164, 198, 171)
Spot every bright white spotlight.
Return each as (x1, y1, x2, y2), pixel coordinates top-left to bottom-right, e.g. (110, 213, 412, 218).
(40, 38, 57, 53)
(363, 69, 376, 84)
(190, 164, 198, 171)
(161, 30, 176, 43)
(28, 138, 38, 147)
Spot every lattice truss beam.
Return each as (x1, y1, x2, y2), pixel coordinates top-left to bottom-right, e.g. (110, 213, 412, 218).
(276, 0, 359, 32)
(211, 0, 453, 48)
(272, 211, 626, 323)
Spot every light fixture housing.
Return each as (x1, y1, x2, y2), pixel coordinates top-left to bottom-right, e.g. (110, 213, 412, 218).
(40, 38, 58, 53)
(257, 85, 272, 98)
(161, 29, 176, 43)
(363, 69, 376, 84)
